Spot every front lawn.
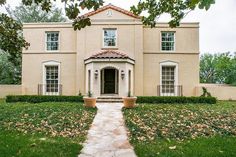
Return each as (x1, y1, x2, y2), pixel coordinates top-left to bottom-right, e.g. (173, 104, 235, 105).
(0, 100, 97, 157)
(123, 101, 236, 157)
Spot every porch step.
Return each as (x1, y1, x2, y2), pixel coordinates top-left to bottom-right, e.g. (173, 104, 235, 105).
(97, 96, 123, 103)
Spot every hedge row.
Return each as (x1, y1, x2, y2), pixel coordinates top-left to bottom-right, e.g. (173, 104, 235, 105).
(136, 96, 217, 104)
(5, 95, 217, 104)
(6, 95, 84, 103)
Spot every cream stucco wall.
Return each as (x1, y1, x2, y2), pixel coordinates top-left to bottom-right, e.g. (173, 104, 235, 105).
(21, 7, 201, 97)
(75, 9, 143, 96)
(144, 23, 199, 54)
(143, 54, 199, 96)
(22, 54, 76, 95)
(23, 24, 76, 53)
(196, 84, 236, 100)
(0, 85, 22, 98)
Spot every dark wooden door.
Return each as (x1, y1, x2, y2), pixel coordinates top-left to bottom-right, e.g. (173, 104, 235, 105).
(104, 69, 115, 94)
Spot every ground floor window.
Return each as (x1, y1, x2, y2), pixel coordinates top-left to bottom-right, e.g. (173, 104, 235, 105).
(161, 66, 175, 94)
(45, 66, 59, 93)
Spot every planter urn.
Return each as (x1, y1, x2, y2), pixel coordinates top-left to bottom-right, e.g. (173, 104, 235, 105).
(123, 97, 137, 108)
(83, 97, 97, 108)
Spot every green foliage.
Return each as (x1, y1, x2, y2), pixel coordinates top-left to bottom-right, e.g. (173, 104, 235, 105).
(0, 0, 214, 30)
(6, 3, 67, 23)
(131, 0, 215, 28)
(0, 52, 21, 84)
(0, 101, 97, 156)
(123, 101, 236, 156)
(0, 14, 29, 84)
(78, 90, 82, 96)
(0, 131, 82, 157)
(128, 91, 131, 97)
(1, 3, 66, 85)
(200, 87, 212, 97)
(87, 91, 92, 97)
(0, 13, 29, 67)
(136, 96, 217, 104)
(6, 95, 84, 103)
(200, 52, 236, 85)
(131, 136, 236, 157)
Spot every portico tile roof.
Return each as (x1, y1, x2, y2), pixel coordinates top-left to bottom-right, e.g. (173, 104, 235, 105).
(88, 50, 131, 60)
(82, 4, 141, 19)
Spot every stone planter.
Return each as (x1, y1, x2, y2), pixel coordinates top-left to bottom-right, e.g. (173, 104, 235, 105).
(83, 97, 97, 108)
(123, 97, 137, 108)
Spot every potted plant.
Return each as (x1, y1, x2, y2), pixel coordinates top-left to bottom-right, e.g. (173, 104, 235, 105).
(123, 91, 137, 108)
(83, 91, 96, 108)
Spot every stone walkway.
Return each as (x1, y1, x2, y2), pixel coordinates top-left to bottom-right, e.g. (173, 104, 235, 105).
(79, 103, 137, 157)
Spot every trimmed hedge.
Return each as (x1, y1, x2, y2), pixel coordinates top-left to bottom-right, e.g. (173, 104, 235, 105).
(136, 96, 217, 104)
(6, 95, 84, 103)
(5, 95, 217, 104)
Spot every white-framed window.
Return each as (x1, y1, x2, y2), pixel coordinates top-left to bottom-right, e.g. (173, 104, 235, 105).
(161, 66, 175, 94)
(160, 61, 178, 96)
(42, 61, 60, 95)
(45, 66, 59, 93)
(161, 32, 175, 51)
(46, 32, 59, 51)
(103, 28, 117, 47)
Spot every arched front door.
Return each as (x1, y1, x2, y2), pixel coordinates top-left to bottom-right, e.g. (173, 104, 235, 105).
(101, 68, 119, 94)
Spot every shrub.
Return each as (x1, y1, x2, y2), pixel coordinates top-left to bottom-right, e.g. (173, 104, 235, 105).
(201, 87, 212, 97)
(6, 95, 84, 103)
(136, 96, 217, 104)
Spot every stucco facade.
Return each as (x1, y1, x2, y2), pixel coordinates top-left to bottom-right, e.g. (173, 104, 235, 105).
(22, 4, 200, 97)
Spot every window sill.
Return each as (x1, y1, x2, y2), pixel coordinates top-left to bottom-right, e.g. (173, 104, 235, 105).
(101, 47, 118, 50)
(45, 50, 60, 53)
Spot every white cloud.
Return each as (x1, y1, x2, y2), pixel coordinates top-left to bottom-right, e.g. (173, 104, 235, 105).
(0, 0, 235, 53)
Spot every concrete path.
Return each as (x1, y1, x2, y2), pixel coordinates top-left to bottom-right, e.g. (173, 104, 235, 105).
(79, 103, 137, 157)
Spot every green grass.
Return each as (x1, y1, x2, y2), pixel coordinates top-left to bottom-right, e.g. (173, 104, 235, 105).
(0, 101, 97, 157)
(123, 101, 236, 157)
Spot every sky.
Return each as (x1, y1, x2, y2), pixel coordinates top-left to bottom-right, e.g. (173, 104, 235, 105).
(1, 0, 236, 54)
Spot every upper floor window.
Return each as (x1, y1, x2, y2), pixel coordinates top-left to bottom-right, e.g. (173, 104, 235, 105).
(103, 29, 117, 47)
(161, 32, 175, 51)
(46, 32, 59, 51)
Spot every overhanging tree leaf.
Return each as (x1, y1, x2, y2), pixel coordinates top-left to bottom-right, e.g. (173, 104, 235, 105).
(0, 0, 215, 30)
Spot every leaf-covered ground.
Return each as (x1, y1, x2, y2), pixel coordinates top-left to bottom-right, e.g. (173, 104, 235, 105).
(123, 101, 236, 157)
(0, 99, 97, 157)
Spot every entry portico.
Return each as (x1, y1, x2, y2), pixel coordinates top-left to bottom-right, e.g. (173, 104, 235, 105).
(85, 50, 135, 97)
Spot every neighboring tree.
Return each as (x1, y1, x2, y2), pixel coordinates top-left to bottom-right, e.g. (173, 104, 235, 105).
(0, 14, 29, 84)
(0, 51, 19, 84)
(200, 52, 236, 86)
(0, 0, 215, 30)
(5, 3, 67, 23)
(0, 4, 66, 84)
(226, 53, 236, 85)
(0, 14, 29, 68)
(200, 53, 217, 83)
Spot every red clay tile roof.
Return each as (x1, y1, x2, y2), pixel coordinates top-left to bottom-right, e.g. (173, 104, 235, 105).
(88, 50, 132, 60)
(82, 4, 141, 19)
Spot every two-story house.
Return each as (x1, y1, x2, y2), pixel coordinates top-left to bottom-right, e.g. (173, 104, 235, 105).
(22, 4, 199, 97)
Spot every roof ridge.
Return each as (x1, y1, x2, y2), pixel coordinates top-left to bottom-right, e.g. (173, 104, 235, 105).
(82, 4, 141, 19)
(90, 50, 129, 59)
